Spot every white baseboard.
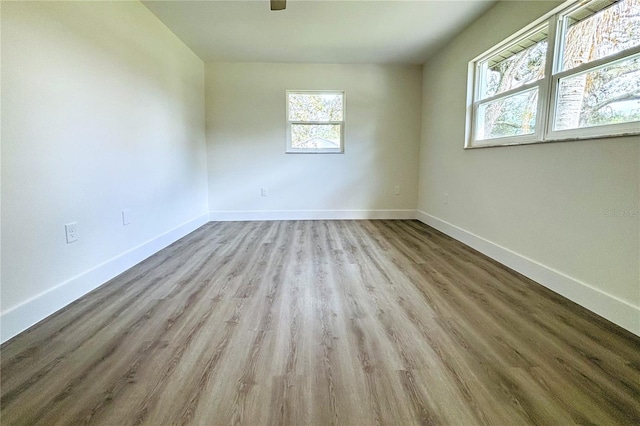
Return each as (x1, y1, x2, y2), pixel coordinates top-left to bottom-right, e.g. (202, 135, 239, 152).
(415, 210, 639, 336)
(209, 209, 416, 221)
(5, 210, 636, 343)
(0, 212, 210, 344)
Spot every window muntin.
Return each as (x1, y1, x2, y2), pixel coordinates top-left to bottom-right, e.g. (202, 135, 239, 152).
(286, 91, 344, 153)
(467, 0, 640, 148)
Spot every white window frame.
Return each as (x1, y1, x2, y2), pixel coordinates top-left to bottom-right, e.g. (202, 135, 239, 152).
(466, 0, 640, 149)
(286, 90, 345, 154)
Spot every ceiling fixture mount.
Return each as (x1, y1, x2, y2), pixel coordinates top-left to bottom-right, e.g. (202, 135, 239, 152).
(271, 0, 286, 11)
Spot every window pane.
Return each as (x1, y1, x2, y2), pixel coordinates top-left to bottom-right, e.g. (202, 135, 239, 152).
(291, 124, 341, 149)
(288, 93, 343, 121)
(555, 54, 640, 130)
(561, 0, 640, 71)
(477, 88, 538, 140)
(481, 28, 547, 99)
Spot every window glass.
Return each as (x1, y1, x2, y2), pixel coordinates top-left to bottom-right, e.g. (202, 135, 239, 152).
(561, 0, 640, 71)
(480, 28, 548, 99)
(555, 53, 640, 130)
(290, 124, 342, 149)
(288, 93, 343, 121)
(477, 88, 539, 140)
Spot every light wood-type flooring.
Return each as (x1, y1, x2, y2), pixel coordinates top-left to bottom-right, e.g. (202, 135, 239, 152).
(2, 220, 639, 425)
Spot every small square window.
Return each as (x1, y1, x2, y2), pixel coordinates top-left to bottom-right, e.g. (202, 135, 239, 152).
(286, 91, 345, 153)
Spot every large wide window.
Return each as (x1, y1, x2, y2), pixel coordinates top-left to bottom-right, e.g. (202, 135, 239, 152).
(467, 0, 640, 148)
(286, 91, 345, 153)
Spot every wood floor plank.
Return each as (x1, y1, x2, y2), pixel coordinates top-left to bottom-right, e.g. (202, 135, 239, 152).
(2, 220, 639, 425)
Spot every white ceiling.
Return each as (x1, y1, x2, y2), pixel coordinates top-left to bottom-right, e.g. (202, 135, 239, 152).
(142, 0, 496, 64)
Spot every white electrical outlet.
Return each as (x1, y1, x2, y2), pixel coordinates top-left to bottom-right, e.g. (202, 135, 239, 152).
(261, 187, 268, 197)
(394, 185, 401, 195)
(65, 222, 78, 243)
(122, 209, 131, 226)
(444, 192, 449, 205)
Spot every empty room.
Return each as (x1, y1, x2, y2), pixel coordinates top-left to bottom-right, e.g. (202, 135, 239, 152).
(1, 0, 639, 424)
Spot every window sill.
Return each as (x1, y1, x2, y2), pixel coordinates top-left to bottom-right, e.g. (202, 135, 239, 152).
(466, 128, 640, 149)
(285, 150, 344, 154)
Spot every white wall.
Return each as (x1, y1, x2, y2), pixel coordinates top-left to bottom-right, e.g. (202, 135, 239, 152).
(417, 1, 640, 334)
(205, 62, 422, 220)
(1, 1, 208, 341)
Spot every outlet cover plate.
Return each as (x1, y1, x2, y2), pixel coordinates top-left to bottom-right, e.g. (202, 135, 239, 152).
(122, 209, 131, 226)
(65, 222, 78, 243)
